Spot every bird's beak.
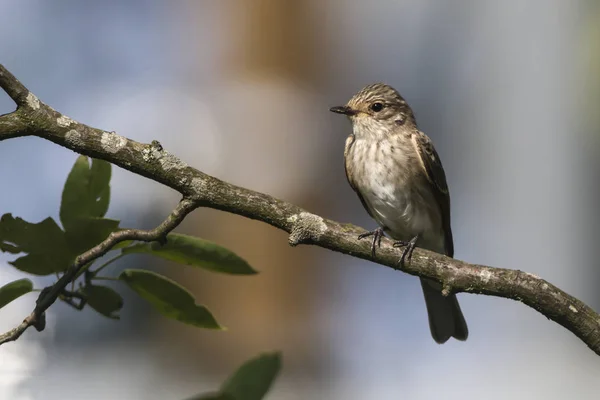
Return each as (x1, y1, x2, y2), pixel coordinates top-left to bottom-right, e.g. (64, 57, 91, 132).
(329, 105, 357, 116)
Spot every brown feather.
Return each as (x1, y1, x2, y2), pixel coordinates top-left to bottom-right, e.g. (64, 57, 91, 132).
(412, 132, 454, 257)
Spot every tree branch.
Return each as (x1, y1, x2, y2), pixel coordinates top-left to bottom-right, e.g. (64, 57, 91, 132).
(0, 66, 30, 107)
(1, 63, 599, 355)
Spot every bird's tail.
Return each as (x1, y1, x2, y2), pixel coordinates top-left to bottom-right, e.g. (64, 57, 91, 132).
(420, 278, 468, 344)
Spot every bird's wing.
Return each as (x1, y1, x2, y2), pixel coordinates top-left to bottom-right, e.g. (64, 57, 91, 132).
(412, 132, 454, 257)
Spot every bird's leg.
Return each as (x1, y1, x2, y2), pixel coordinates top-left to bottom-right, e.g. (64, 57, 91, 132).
(393, 235, 419, 268)
(358, 227, 385, 258)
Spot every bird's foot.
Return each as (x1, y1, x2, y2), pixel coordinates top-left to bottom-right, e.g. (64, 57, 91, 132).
(358, 227, 385, 258)
(393, 235, 419, 268)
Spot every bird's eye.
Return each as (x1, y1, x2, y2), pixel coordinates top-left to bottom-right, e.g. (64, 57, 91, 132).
(370, 102, 384, 112)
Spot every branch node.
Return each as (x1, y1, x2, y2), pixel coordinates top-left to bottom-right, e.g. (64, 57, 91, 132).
(25, 92, 40, 110)
(56, 114, 75, 127)
(35, 287, 52, 307)
(479, 269, 493, 284)
(441, 284, 453, 297)
(288, 212, 328, 246)
(142, 139, 164, 162)
(100, 131, 127, 154)
(65, 129, 84, 147)
(156, 233, 168, 246)
(151, 139, 163, 151)
(569, 305, 579, 314)
(33, 313, 45, 332)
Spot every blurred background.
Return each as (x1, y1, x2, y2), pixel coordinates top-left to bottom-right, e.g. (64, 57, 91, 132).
(1, 0, 600, 399)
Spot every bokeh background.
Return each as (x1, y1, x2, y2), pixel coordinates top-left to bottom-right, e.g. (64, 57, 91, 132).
(1, 0, 600, 399)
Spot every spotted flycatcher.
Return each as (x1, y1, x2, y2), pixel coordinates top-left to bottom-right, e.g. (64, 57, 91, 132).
(330, 83, 468, 343)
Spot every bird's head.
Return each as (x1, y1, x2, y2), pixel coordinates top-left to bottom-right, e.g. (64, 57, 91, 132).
(330, 83, 415, 139)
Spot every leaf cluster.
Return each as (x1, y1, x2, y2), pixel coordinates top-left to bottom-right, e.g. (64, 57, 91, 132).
(0, 156, 280, 399)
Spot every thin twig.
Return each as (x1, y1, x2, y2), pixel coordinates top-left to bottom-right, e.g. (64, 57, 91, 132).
(0, 65, 30, 107)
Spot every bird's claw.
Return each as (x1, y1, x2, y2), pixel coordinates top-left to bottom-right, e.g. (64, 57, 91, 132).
(393, 235, 419, 268)
(358, 227, 384, 258)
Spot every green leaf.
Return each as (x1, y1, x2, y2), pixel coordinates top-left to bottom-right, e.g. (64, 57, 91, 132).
(0, 215, 67, 254)
(65, 217, 120, 255)
(10, 254, 68, 275)
(0, 214, 74, 275)
(0, 242, 19, 254)
(187, 353, 282, 400)
(60, 156, 112, 231)
(82, 285, 123, 319)
(122, 234, 256, 275)
(0, 279, 33, 309)
(89, 157, 112, 217)
(59, 157, 119, 256)
(119, 269, 222, 329)
(220, 352, 282, 400)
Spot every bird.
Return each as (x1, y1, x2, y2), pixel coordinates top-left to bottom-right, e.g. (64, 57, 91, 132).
(330, 83, 468, 343)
